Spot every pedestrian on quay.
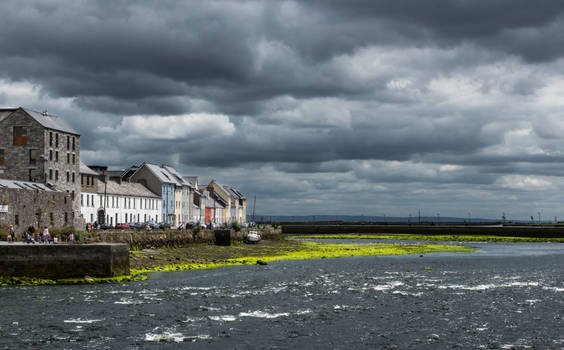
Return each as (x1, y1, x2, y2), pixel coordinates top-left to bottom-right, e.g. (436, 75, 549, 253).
(24, 230, 34, 244)
(7, 224, 15, 242)
(68, 232, 75, 244)
(42, 226, 50, 244)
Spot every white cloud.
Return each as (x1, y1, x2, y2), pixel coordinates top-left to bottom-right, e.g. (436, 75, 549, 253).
(114, 113, 236, 140)
(497, 175, 552, 190)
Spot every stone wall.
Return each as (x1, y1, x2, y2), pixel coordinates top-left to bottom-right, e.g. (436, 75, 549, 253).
(0, 243, 129, 278)
(0, 110, 45, 182)
(0, 187, 74, 231)
(42, 128, 81, 213)
(0, 109, 82, 226)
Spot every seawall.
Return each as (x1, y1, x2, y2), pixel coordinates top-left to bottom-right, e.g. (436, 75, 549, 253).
(0, 243, 129, 278)
(282, 224, 564, 238)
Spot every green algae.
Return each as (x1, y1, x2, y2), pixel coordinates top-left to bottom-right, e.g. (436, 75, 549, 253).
(1, 239, 473, 286)
(0, 273, 148, 286)
(133, 241, 473, 274)
(289, 233, 564, 243)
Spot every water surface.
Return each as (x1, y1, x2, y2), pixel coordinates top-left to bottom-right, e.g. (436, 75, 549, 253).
(1, 242, 563, 349)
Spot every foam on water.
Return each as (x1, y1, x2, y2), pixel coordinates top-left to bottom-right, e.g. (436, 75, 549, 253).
(64, 318, 104, 324)
(144, 327, 211, 343)
(208, 315, 237, 322)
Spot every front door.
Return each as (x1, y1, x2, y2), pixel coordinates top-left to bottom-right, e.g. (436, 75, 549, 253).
(97, 209, 105, 225)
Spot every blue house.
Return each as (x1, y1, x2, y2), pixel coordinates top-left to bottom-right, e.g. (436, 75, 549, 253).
(125, 163, 178, 225)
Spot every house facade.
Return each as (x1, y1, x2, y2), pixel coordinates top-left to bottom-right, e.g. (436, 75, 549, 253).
(128, 163, 180, 225)
(0, 107, 81, 226)
(206, 180, 247, 224)
(79, 164, 160, 226)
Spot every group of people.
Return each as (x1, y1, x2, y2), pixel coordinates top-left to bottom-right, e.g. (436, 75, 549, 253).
(6, 224, 75, 244)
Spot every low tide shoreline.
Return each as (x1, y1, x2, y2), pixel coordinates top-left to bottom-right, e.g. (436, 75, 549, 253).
(0, 233, 475, 286)
(5, 232, 561, 287)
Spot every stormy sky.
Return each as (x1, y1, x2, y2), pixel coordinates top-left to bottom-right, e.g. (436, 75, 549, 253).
(2, 0, 564, 219)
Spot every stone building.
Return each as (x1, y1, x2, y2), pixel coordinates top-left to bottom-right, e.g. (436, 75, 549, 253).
(0, 107, 81, 226)
(0, 178, 74, 231)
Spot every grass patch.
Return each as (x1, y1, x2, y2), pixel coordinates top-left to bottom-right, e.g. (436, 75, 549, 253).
(288, 234, 564, 243)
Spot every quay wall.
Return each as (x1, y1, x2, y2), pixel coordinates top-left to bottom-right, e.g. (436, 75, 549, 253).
(0, 243, 129, 278)
(282, 224, 564, 238)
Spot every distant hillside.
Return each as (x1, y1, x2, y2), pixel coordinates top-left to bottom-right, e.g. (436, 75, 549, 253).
(248, 214, 532, 224)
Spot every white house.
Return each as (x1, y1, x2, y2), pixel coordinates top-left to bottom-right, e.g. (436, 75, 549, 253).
(80, 164, 161, 226)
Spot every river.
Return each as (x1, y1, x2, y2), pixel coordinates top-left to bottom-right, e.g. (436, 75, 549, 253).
(1, 241, 563, 349)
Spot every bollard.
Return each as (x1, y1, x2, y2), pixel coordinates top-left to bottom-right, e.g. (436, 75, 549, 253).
(214, 229, 231, 246)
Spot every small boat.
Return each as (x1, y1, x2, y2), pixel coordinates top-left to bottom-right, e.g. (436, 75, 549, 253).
(244, 230, 261, 244)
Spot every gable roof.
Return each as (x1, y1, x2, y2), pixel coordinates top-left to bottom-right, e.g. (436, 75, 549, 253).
(97, 179, 159, 198)
(162, 165, 191, 187)
(0, 107, 79, 135)
(79, 162, 98, 176)
(137, 163, 177, 185)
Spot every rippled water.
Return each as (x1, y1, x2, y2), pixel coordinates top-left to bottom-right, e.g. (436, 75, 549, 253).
(1, 242, 564, 349)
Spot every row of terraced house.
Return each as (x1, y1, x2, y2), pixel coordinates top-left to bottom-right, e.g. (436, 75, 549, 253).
(0, 107, 246, 230)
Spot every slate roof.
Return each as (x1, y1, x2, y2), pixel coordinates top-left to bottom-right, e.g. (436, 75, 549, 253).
(0, 179, 55, 191)
(162, 165, 191, 187)
(79, 162, 98, 176)
(97, 180, 159, 198)
(183, 176, 198, 187)
(0, 107, 80, 135)
(141, 163, 177, 185)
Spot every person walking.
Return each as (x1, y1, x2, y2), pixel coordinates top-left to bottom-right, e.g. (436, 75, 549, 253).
(7, 225, 15, 242)
(42, 226, 50, 244)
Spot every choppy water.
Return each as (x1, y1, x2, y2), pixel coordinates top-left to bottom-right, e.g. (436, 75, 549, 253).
(1, 242, 564, 349)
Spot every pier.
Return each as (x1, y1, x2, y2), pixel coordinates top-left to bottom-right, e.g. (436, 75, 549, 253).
(0, 243, 129, 278)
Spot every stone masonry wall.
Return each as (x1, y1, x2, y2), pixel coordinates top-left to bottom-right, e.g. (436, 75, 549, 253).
(0, 109, 82, 226)
(0, 110, 45, 182)
(0, 188, 74, 232)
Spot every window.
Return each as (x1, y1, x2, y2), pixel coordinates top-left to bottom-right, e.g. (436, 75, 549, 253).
(66, 171, 70, 182)
(81, 194, 84, 206)
(72, 173, 75, 183)
(67, 153, 70, 163)
(49, 150, 53, 161)
(55, 170, 58, 181)
(72, 154, 75, 164)
(49, 169, 53, 180)
(67, 136, 70, 150)
(72, 137, 75, 151)
(15, 215, 19, 226)
(90, 214, 93, 223)
(71, 191, 75, 200)
(55, 151, 59, 162)
(0, 149, 4, 165)
(13, 126, 27, 146)
(28, 149, 38, 165)
(55, 133, 59, 148)
(50, 212, 54, 224)
(49, 132, 53, 146)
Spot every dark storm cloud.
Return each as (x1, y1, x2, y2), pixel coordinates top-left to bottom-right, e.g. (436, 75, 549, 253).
(1, 0, 564, 217)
